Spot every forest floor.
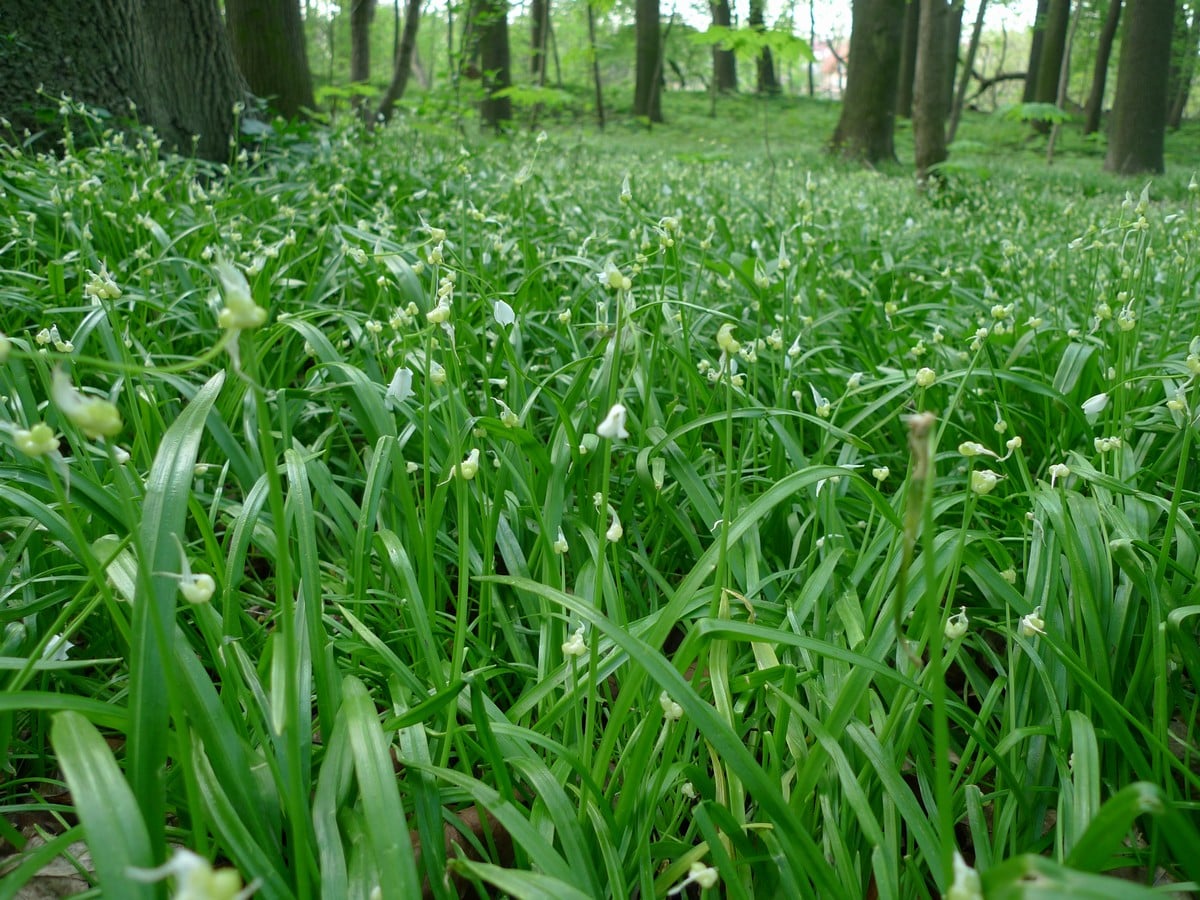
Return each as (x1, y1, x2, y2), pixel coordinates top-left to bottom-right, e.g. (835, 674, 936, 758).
(2, 94, 1200, 898)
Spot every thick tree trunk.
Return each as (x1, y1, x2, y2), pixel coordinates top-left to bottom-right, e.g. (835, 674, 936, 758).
(1106, 0, 1175, 173)
(831, 0, 905, 163)
(896, 0, 920, 118)
(947, 0, 987, 144)
(1023, 0, 1050, 102)
(226, 0, 315, 120)
(634, 0, 664, 122)
(1032, 0, 1070, 128)
(0, 0, 244, 161)
(749, 0, 780, 94)
(1082, 0, 1122, 135)
(913, 0, 949, 180)
(476, 0, 512, 129)
(711, 0, 737, 92)
(376, 0, 423, 123)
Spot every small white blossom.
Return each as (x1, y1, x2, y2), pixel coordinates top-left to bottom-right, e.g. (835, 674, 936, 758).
(52, 368, 122, 439)
(493, 298, 515, 327)
(42, 634, 74, 662)
(127, 847, 251, 900)
(944, 607, 969, 641)
(1048, 463, 1070, 487)
(552, 528, 568, 555)
(659, 691, 683, 721)
(562, 626, 587, 657)
(606, 510, 623, 542)
(915, 367, 936, 388)
(970, 469, 1001, 495)
(596, 403, 629, 440)
(386, 367, 413, 408)
(1019, 607, 1045, 638)
(872, 466, 890, 482)
(670, 861, 719, 895)
(1081, 392, 1108, 420)
(946, 850, 982, 900)
(14, 423, 59, 457)
(214, 260, 267, 331)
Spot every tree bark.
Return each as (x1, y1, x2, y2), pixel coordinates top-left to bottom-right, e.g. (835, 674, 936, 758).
(476, 0, 512, 129)
(1106, 0, 1175, 173)
(830, 0, 905, 163)
(913, 0, 950, 180)
(587, 0, 606, 128)
(1082, 0, 1122, 135)
(0, 0, 244, 161)
(749, 0, 780, 94)
(1023, 0, 1050, 101)
(896, 0, 920, 118)
(945, 1, 964, 115)
(634, 0, 664, 121)
(711, 0, 737, 93)
(376, 0, 424, 123)
(1032, 0, 1070, 123)
(226, 0, 315, 120)
(947, 0, 987, 144)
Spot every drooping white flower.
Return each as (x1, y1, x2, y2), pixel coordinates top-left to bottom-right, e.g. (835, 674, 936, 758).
(127, 847, 251, 900)
(946, 850, 982, 900)
(669, 861, 719, 895)
(552, 528, 569, 555)
(915, 367, 937, 388)
(605, 510, 623, 542)
(493, 298, 515, 327)
(453, 449, 480, 481)
(944, 607, 969, 641)
(562, 625, 587, 657)
(1081, 392, 1109, 420)
(659, 691, 684, 721)
(970, 469, 1001, 495)
(716, 323, 740, 356)
(596, 403, 629, 440)
(214, 260, 267, 331)
(1019, 606, 1046, 638)
(14, 423, 59, 457)
(51, 368, 122, 439)
(386, 367, 413, 408)
(42, 634, 74, 662)
(1048, 463, 1070, 487)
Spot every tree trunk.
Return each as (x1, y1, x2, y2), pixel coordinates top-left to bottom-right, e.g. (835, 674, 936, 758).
(1082, 0, 1122, 135)
(830, 0, 905, 163)
(587, 0, 606, 128)
(711, 0, 738, 93)
(749, 0, 780, 94)
(531, 0, 549, 81)
(1023, 0, 1050, 101)
(807, 0, 816, 96)
(1106, 0, 1175, 173)
(947, 0, 987, 144)
(376, 0, 423, 123)
(1032, 0, 1070, 128)
(634, 0, 664, 122)
(0, 0, 244, 161)
(226, 0, 315, 120)
(350, 0, 377, 118)
(476, 0, 512, 129)
(1169, 6, 1199, 129)
(896, 0, 920, 117)
(945, 0, 964, 115)
(913, 0, 950, 180)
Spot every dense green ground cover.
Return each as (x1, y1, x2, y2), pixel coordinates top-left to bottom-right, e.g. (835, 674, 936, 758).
(2, 96, 1200, 898)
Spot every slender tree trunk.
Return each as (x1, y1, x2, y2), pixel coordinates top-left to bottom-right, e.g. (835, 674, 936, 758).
(711, 0, 737, 93)
(1032, 0, 1070, 132)
(1023, 0, 1050, 101)
(476, 0, 512, 129)
(945, 0, 964, 115)
(947, 0, 987, 144)
(808, 0, 816, 96)
(1106, 0, 1175, 173)
(749, 0, 780, 94)
(896, 0, 920, 117)
(226, 0, 315, 120)
(587, 0, 605, 128)
(350, 0, 376, 119)
(531, 0, 549, 80)
(913, 0, 949, 180)
(831, 0, 905, 163)
(376, 0, 423, 123)
(1046, 0, 1082, 162)
(634, 0, 664, 121)
(1082, 0, 1122, 135)
(1169, 6, 1199, 128)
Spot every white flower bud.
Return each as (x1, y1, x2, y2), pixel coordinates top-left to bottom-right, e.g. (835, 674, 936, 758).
(596, 403, 629, 440)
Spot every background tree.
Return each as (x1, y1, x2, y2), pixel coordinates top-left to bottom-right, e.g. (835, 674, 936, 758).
(1023, 0, 1051, 101)
(710, 0, 738, 93)
(830, 0, 905, 163)
(1031, 0, 1070, 130)
(1106, 0, 1175, 173)
(896, 1, 921, 118)
(376, 0, 423, 123)
(634, 0, 664, 121)
(944, 0, 964, 114)
(226, 0, 316, 120)
(947, 0, 988, 143)
(1167, 2, 1199, 129)
(913, 0, 949, 179)
(531, 0, 550, 81)
(1, 0, 243, 161)
(350, 0, 376, 118)
(1081, 0, 1121, 136)
(749, 0, 780, 93)
(476, 0, 513, 129)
